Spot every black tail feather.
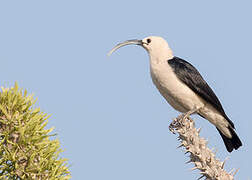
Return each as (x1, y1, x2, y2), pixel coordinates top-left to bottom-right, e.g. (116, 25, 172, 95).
(217, 127, 242, 153)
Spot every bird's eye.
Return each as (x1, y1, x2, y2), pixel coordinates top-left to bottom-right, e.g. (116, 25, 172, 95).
(147, 39, 151, 43)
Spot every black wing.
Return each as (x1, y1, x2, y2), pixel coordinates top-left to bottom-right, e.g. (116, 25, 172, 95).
(168, 57, 234, 128)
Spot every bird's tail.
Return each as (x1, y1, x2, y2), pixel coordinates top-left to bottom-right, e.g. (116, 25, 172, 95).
(216, 127, 242, 153)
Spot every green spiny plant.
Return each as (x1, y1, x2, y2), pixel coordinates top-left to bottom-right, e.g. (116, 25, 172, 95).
(0, 83, 71, 180)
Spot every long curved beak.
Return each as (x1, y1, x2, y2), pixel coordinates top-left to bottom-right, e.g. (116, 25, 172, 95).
(108, 39, 143, 56)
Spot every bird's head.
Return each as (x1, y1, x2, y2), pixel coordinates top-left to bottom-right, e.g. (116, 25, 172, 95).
(108, 36, 174, 61)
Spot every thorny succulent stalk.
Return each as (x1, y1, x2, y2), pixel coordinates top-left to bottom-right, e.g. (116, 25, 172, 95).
(169, 114, 237, 180)
(0, 83, 70, 180)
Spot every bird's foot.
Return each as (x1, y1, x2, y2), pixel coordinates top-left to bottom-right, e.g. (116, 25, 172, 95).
(169, 119, 178, 134)
(182, 108, 199, 121)
(169, 108, 200, 134)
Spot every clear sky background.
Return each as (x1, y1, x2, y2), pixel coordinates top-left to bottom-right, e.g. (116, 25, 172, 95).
(0, 1, 251, 179)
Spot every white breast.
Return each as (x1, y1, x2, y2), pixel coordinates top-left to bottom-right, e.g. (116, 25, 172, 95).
(150, 60, 205, 113)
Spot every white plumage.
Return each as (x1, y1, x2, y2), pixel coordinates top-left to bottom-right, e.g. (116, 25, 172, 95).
(109, 36, 242, 152)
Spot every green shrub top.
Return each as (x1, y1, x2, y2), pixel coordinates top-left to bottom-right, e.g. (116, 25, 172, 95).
(0, 83, 71, 180)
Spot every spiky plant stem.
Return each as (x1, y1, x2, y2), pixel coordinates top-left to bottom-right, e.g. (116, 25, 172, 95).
(169, 114, 236, 180)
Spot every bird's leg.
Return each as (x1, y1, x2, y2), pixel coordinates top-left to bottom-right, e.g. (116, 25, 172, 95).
(182, 108, 200, 121)
(169, 107, 201, 133)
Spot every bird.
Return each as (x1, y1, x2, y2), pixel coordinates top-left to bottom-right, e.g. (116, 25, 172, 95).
(108, 36, 242, 152)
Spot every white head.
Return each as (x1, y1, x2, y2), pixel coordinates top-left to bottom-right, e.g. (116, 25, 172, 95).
(141, 36, 174, 63)
(108, 36, 174, 63)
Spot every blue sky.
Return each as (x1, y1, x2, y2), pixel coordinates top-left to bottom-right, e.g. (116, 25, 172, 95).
(0, 1, 251, 179)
